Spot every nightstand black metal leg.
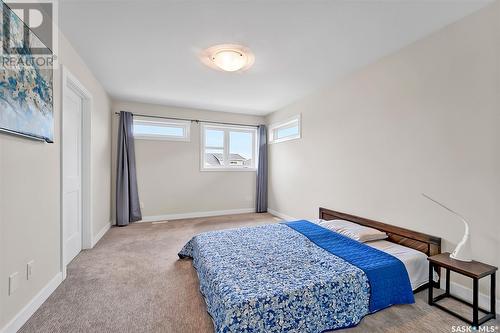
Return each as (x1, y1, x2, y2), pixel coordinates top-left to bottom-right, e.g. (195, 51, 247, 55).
(492, 272, 496, 318)
(472, 278, 479, 327)
(445, 268, 450, 296)
(428, 262, 433, 305)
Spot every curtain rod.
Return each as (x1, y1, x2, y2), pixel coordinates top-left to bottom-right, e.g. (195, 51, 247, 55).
(114, 112, 260, 128)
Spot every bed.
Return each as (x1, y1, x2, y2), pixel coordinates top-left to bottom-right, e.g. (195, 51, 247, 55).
(178, 207, 441, 332)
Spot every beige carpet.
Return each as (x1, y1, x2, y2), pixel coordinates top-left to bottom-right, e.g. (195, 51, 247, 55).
(20, 213, 498, 333)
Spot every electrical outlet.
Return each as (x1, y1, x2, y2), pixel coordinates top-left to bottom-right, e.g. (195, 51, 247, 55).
(27, 260, 34, 280)
(140, 202, 144, 209)
(9, 272, 19, 295)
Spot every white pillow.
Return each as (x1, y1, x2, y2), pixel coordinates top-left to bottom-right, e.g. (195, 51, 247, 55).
(320, 219, 387, 242)
(309, 218, 326, 225)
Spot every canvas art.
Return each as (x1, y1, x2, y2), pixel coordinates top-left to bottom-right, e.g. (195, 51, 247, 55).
(0, 2, 54, 142)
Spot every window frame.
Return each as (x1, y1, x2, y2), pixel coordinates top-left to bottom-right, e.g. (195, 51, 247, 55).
(269, 114, 301, 144)
(132, 117, 191, 142)
(200, 123, 258, 172)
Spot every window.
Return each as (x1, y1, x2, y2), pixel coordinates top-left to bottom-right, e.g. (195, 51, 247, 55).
(201, 123, 257, 171)
(269, 115, 301, 143)
(133, 117, 190, 141)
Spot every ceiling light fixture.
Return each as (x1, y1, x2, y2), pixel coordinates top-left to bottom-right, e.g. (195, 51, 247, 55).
(201, 44, 254, 72)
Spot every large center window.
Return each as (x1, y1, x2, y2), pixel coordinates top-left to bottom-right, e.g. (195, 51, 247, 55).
(201, 123, 257, 171)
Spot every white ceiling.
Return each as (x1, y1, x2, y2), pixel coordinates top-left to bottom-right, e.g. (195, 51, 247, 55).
(59, 0, 491, 115)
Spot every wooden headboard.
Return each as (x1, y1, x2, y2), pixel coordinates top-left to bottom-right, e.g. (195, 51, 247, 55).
(319, 207, 441, 257)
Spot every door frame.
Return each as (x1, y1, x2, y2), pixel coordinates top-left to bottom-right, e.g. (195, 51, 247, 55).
(60, 66, 93, 279)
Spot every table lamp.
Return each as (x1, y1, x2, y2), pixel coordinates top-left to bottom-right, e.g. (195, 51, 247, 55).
(422, 193, 472, 262)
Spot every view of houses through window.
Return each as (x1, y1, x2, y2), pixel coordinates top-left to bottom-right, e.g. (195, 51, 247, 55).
(202, 124, 256, 170)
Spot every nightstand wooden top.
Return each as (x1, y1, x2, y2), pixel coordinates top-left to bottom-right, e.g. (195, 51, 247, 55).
(428, 252, 497, 279)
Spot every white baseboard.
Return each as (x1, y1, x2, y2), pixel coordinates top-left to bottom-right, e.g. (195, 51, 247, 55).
(62, 265, 67, 281)
(91, 221, 111, 247)
(267, 208, 297, 221)
(440, 277, 499, 315)
(0, 272, 63, 333)
(139, 208, 256, 223)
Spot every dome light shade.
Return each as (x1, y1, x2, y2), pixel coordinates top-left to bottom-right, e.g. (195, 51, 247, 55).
(212, 49, 247, 72)
(201, 44, 254, 72)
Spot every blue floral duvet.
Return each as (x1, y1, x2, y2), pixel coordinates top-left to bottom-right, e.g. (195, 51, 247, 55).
(179, 221, 413, 333)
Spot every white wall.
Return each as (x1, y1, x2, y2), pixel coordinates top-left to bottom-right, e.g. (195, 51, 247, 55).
(0, 32, 111, 330)
(266, 1, 499, 300)
(111, 101, 264, 221)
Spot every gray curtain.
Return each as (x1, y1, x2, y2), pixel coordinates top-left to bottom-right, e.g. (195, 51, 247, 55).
(256, 125, 268, 213)
(116, 111, 142, 226)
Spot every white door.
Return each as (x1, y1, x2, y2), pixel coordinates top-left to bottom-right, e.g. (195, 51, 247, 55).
(62, 87, 83, 265)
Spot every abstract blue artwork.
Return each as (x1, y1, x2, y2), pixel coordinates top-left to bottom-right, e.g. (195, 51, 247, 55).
(0, 2, 53, 142)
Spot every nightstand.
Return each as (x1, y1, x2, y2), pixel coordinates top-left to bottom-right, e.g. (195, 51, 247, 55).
(428, 252, 497, 327)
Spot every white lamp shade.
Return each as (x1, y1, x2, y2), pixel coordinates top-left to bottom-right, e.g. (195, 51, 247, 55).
(200, 44, 255, 72)
(212, 50, 248, 72)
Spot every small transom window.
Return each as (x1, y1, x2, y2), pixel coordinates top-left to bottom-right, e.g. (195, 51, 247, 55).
(133, 117, 190, 141)
(269, 115, 301, 143)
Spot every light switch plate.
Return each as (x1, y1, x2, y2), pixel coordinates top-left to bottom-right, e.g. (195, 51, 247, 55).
(27, 260, 34, 280)
(9, 272, 19, 295)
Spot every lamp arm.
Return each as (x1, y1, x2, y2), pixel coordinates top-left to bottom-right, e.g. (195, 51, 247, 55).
(454, 215, 470, 250)
(421, 193, 470, 249)
(422, 193, 472, 261)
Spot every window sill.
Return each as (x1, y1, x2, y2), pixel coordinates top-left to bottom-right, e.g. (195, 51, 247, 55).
(134, 135, 190, 142)
(269, 134, 301, 144)
(200, 167, 257, 172)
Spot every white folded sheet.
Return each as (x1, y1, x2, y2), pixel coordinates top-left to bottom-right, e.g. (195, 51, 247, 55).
(366, 240, 438, 290)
